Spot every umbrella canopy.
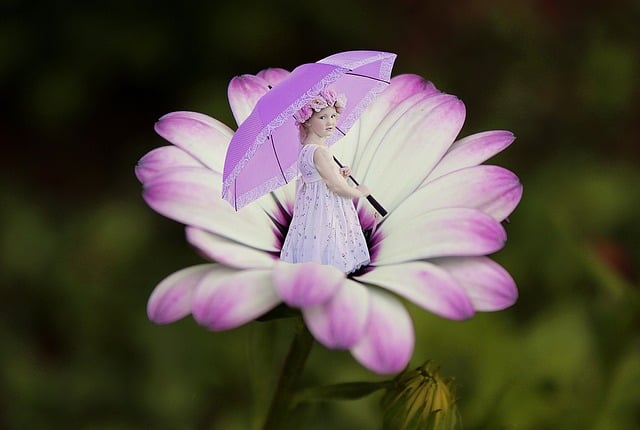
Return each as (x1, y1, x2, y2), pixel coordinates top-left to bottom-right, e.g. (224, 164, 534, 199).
(222, 50, 397, 210)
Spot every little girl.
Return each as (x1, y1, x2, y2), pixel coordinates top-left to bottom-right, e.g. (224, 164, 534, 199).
(280, 87, 371, 274)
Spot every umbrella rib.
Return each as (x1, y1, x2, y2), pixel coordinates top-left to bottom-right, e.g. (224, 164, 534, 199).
(344, 71, 391, 84)
(269, 135, 286, 182)
(333, 71, 390, 137)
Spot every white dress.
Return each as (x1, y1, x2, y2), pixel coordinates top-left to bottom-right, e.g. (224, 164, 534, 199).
(280, 144, 370, 273)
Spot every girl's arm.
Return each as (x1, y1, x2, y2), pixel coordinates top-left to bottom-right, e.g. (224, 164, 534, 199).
(313, 146, 369, 199)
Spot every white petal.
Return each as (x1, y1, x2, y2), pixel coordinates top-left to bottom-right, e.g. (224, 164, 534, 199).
(360, 95, 466, 212)
(429, 130, 516, 180)
(388, 165, 523, 225)
(353, 90, 442, 181)
(354, 262, 475, 320)
(354, 74, 439, 166)
(272, 261, 344, 308)
(186, 227, 276, 269)
(147, 264, 214, 324)
(227, 74, 271, 126)
(191, 268, 280, 331)
(142, 166, 279, 251)
(154, 111, 233, 173)
(135, 146, 203, 184)
(372, 208, 506, 265)
(228, 68, 291, 126)
(350, 289, 414, 375)
(436, 256, 518, 311)
(303, 279, 369, 349)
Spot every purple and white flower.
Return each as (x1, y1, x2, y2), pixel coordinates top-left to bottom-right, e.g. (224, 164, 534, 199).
(135, 68, 522, 375)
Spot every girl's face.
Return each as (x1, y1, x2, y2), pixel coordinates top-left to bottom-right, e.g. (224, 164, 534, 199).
(305, 106, 338, 139)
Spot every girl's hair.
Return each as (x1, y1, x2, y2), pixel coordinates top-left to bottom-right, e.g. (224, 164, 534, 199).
(294, 86, 347, 141)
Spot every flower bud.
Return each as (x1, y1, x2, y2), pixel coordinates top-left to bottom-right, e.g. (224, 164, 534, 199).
(380, 361, 461, 430)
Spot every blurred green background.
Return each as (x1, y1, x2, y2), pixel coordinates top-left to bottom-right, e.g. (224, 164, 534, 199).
(2, 0, 639, 429)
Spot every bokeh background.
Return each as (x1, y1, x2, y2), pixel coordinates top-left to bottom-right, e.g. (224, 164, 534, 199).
(2, 0, 639, 429)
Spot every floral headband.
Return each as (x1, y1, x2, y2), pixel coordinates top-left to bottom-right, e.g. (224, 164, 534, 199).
(293, 87, 347, 125)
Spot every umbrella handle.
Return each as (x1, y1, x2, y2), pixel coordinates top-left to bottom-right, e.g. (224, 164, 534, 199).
(364, 194, 388, 217)
(333, 157, 388, 217)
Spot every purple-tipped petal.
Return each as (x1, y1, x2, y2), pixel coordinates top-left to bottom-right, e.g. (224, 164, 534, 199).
(351, 76, 440, 172)
(272, 261, 344, 308)
(362, 95, 466, 211)
(335, 76, 438, 168)
(350, 289, 414, 375)
(354, 262, 475, 320)
(256, 67, 290, 87)
(228, 74, 271, 126)
(373, 208, 507, 265)
(227, 67, 290, 125)
(429, 130, 516, 180)
(391, 165, 523, 224)
(192, 268, 280, 331)
(437, 256, 518, 311)
(227, 68, 290, 127)
(303, 279, 370, 349)
(359, 74, 439, 136)
(135, 146, 203, 184)
(142, 166, 278, 251)
(186, 227, 276, 269)
(385, 74, 439, 101)
(147, 264, 213, 324)
(154, 111, 233, 173)
(227, 68, 290, 128)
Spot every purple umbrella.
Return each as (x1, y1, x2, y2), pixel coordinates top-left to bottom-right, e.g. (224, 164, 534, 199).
(222, 50, 397, 214)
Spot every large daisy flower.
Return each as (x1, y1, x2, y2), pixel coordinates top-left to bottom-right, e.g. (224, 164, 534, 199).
(135, 69, 522, 375)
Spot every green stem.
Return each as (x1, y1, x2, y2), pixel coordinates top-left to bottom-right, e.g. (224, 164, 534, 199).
(262, 319, 314, 430)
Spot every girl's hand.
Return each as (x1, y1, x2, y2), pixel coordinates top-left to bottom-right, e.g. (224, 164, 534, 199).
(339, 166, 352, 177)
(356, 184, 370, 197)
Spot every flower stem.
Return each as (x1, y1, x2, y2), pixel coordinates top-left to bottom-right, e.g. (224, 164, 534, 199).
(262, 318, 314, 430)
